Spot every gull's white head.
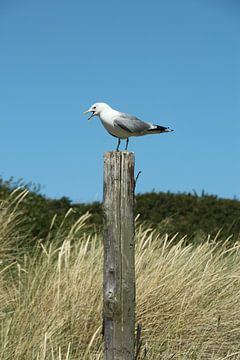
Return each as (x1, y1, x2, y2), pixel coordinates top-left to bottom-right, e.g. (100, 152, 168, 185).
(83, 102, 111, 120)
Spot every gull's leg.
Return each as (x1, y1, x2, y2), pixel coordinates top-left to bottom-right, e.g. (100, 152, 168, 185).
(116, 138, 121, 151)
(125, 138, 129, 151)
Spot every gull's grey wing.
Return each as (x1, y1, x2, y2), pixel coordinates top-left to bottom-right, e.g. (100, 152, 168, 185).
(113, 112, 151, 134)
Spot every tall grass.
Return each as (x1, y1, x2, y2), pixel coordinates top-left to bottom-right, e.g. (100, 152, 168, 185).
(0, 191, 240, 359)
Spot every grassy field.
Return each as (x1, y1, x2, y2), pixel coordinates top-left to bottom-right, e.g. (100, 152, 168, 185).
(0, 191, 240, 359)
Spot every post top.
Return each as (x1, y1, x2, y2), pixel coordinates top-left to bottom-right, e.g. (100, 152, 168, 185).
(104, 151, 135, 162)
(104, 151, 135, 155)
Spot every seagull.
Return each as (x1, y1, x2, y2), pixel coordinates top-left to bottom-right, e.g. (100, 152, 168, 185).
(83, 102, 173, 151)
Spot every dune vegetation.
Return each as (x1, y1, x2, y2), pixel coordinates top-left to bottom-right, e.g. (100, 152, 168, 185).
(0, 190, 240, 359)
(1, 177, 239, 243)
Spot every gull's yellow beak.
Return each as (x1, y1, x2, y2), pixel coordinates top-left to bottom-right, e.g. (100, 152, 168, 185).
(83, 108, 95, 120)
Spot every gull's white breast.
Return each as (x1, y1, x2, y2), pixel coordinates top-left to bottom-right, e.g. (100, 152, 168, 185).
(99, 109, 129, 138)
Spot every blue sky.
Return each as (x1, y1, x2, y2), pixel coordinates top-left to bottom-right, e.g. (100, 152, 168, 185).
(0, 0, 239, 202)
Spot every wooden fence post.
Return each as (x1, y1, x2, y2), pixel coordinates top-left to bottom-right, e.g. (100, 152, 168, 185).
(103, 151, 135, 360)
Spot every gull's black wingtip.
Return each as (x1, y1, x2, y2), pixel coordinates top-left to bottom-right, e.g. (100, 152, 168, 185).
(147, 125, 174, 133)
(160, 126, 174, 132)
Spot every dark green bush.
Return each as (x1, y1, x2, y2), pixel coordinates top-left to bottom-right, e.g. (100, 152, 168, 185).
(0, 178, 239, 244)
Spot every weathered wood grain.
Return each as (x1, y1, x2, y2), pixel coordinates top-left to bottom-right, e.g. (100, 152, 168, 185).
(103, 151, 135, 360)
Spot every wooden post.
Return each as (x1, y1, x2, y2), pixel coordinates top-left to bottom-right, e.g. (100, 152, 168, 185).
(103, 151, 135, 360)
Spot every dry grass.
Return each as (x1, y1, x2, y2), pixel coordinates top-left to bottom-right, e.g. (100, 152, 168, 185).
(0, 191, 240, 359)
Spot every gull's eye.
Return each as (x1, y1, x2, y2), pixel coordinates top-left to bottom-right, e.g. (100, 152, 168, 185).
(93, 106, 96, 110)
